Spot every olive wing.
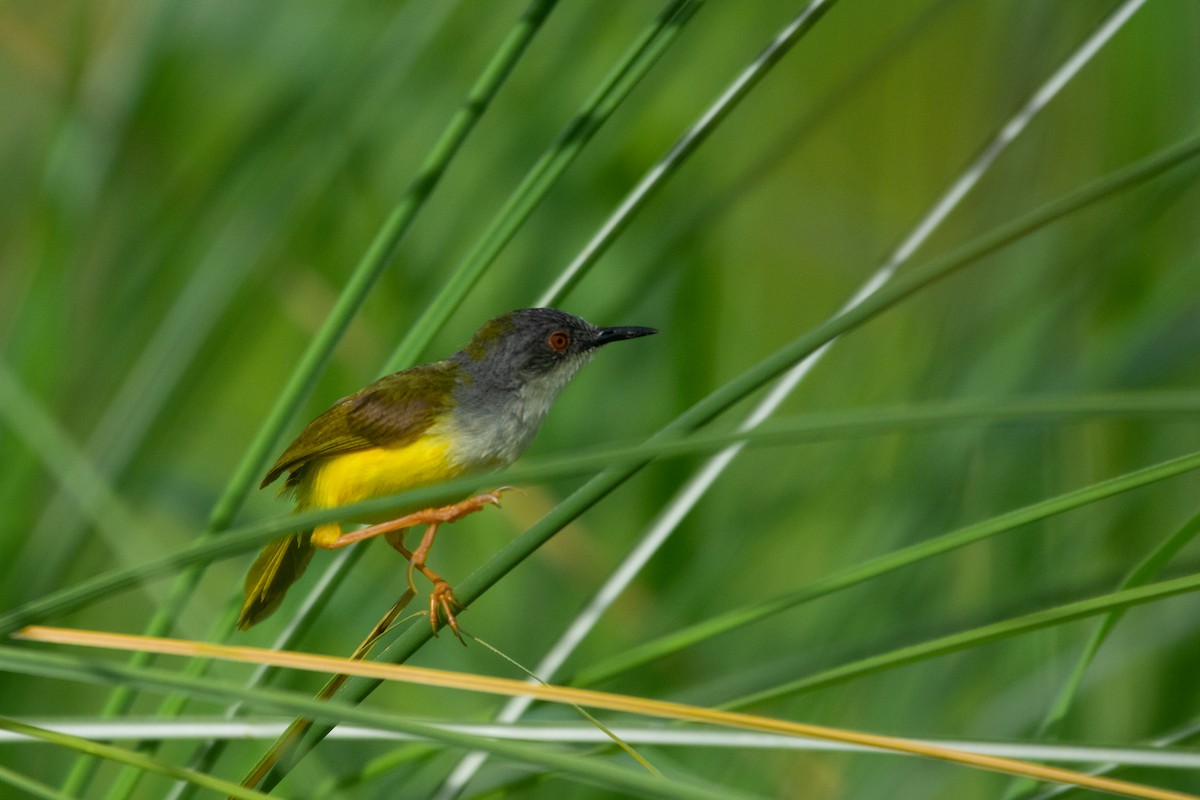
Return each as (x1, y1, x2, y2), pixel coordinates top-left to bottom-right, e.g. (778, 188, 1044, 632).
(259, 363, 458, 488)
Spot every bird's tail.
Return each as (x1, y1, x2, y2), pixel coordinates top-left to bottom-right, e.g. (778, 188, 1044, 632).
(237, 532, 315, 630)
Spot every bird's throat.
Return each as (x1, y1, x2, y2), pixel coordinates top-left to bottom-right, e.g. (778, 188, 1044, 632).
(447, 353, 592, 470)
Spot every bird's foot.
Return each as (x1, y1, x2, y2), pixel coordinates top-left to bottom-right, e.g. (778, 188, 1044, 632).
(429, 580, 465, 644)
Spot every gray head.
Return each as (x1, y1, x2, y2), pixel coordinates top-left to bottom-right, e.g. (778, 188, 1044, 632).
(445, 308, 656, 466)
(451, 308, 657, 392)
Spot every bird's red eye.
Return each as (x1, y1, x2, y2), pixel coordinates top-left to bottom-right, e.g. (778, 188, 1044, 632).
(547, 330, 571, 351)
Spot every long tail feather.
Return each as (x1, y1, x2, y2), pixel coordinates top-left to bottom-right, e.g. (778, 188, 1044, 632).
(237, 533, 315, 630)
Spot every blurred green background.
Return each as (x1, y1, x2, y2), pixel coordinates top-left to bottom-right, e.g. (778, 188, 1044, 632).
(3, 1, 1200, 798)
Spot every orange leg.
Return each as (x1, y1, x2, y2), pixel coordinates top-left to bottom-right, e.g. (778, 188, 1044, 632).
(309, 490, 507, 550)
(310, 490, 508, 641)
(385, 526, 465, 643)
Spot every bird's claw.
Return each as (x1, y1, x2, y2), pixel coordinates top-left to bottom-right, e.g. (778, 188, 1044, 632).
(430, 581, 465, 645)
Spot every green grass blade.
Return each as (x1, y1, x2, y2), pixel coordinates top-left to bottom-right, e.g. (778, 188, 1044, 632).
(157, 554, 358, 800)
(1026, 721, 1200, 800)
(385, 0, 705, 374)
(723, 570, 1200, 711)
(8, 116, 1200, 789)
(18, 0, 458, 601)
(17, 225, 256, 600)
(537, 0, 841, 307)
(0, 717, 273, 800)
(1041, 512, 1200, 738)
(0, 646, 760, 800)
(1003, 508, 1200, 800)
(4, 392, 1200, 639)
(0, 361, 161, 596)
(573, 447, 1200, 686)
(0, 763, 77, 800)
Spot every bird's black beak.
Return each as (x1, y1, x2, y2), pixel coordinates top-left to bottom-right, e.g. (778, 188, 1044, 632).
(590, 325, 658, 348)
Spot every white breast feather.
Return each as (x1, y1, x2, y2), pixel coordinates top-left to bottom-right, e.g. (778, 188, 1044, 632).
(446, 353, 592, 471)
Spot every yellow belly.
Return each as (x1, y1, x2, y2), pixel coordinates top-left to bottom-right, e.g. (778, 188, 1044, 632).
(295, 434, 462, 541)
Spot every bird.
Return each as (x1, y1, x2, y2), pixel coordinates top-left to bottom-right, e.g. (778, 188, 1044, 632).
(238, 307, 657, 635)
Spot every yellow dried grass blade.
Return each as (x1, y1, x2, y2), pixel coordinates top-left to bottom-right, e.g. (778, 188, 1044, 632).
(15, 625, 1197, 800)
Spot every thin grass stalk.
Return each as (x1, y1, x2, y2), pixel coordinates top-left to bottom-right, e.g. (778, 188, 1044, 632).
(6, 392, 1200, 641)
(157, 552, 359, 800)
(1040, 513, 1200, 722)
(385, 0, 705, 375)
(261, 121, 1200, 789)
(721, 569, 1200, 711)
(0, 717, 273, 800)
(4, 635, 1196, 800)
(1027, 720, 1200, 800)
(0, 362, 160, 597)
(234, 589, 418, 791)
(60, 1, 561, 794)
(8, 719, 1200, 769)
(1003, 508, 1200, 800)
(18, 0, 460, 603)
(573, 446, 1200, 686)
(537, 0, 841, 308)
(0, 646, 758, 800)
(431, 3, 1148, 794)
(0, 764, 76, 800)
